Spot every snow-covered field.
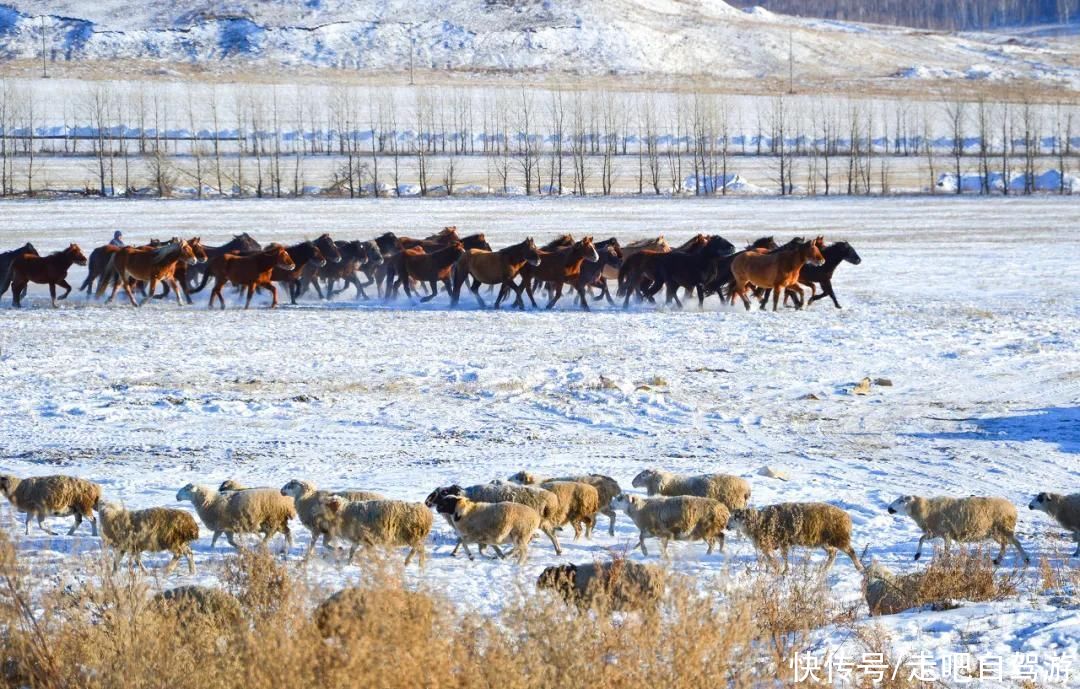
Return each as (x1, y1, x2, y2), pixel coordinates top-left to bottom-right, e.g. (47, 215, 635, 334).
(0, 196, 1078, 680)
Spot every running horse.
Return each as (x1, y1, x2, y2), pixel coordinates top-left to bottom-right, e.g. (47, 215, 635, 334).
(451, 238, 542, 309)
(184, 233, 262, 293)
(398, 241, 468, 302)
(728, 237, 826, 311)
(10, 244, 88, 308)
(201, 245, 296, 309)
(0, 242, 37, 300)
(520, 237, 600, 310)
(96, 238, 199, 306)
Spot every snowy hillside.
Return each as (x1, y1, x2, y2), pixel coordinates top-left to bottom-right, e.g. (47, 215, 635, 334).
(1, 0, 1079, 84)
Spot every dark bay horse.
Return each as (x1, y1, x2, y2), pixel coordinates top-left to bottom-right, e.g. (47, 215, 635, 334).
(184, 233, 262, 292)
(451, 238, 542, 309)
(270, 239, 333, 304)
(574, 238, 622, 307)
(765, 241, 863, 309)
(0, 242, 37, 299)
(641, 235, 736, 309)
(11, 244, 88, 307)
(309, 240, 384, 301)
(399, 241, 468, 302)
(521, 237, 600, 310)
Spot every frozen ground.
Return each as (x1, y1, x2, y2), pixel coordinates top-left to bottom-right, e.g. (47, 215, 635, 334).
(0, 196, 1077, 681)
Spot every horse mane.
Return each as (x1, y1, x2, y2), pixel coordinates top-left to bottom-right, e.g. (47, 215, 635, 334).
(625, 236, 663, 249)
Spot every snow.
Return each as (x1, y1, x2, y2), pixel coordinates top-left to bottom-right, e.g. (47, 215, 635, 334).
(0, 195, 1078, 678)
(0, 0, 1078, 84)
(937, 169, 1080, 193)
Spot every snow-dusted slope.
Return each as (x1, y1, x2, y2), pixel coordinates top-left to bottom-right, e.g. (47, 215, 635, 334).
(1, 0, 1079, 84)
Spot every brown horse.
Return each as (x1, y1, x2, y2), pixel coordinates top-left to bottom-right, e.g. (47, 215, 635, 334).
(451, 238, 542, 309)
(163, 237, 209, 304)
(97, 239, 199, 307)
(203, 245, 296, 309)
(542, 234, 575, 251)
(728, 237, 826, 311)
(521, 237, 599, 310)
(11, 244, 88, 308)
(399, 241, 467, 302)
(386, 229, 461, 299)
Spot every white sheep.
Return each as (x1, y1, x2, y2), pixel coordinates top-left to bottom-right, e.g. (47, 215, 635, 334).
(508, 471, 622, 536)
(176, 483, 296, 551)
(95, 500, 199, 575)
(310, 496, 432, 567)
(728, 502, 863, 572)
(631, 469, 751, 510)
(279, 479, 384, 560)
(1029, 492, 1080, 557)
(612, 493, 729, 557)
(432, 494, 542, 564)
(0, 474, 102, 536)
(887, 495, 1029, 565)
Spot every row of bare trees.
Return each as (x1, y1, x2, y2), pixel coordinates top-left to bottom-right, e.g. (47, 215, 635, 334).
(0, 81, 1075, 198)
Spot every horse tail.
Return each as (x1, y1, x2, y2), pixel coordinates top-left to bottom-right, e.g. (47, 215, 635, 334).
(94, 253, 120, 299)
(0, 261, 12, 298)
(189, 261, 214, 294)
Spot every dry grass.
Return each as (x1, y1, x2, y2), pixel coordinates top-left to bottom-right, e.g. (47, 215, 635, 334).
(0, 533, 1071, 689)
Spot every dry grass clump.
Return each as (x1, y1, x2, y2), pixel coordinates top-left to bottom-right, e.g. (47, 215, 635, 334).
(866, 547, 1022, 616)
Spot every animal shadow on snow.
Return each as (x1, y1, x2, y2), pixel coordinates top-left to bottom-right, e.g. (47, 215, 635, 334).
(911, 406, 1078, 454)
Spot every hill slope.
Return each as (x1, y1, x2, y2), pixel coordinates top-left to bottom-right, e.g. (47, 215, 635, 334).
(0, 0, 1078, 86)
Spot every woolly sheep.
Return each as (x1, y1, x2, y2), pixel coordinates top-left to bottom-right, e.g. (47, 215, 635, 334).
(310, 496, 432, 567)
(95, 500, 199, 575)
(537, 480, 601, 540)
(152, 586, 244, 626)
(431, 494, 541, 564)
(631, 469, 751, 510)
(728, 502, 863, 572)
(862, 561, 921, 616)
(537, 560, 665, 611)
(0, 474, 101, 536)
(176, 483, 296, 551)
(887, 495, 1029, 565)
(280, 479, 384, 560)
(425, 484, 562, 556)
(509, 471, 621, 536)
(1028, 492, 1080, 557)
(612, 493, 729, 557)
(218, 479, 273, 493)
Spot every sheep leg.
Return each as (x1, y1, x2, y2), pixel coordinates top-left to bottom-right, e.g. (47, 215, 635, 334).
(164, 552, 182, 575)
(87, 512, 98, 536)
(1072, 533, 1080, 558)
(913, 535, 929, 561)
(68, 513, 83, 536)
(637, 533, 649, 557)
(823, 547, 838, 572)
(184, 547, 195, 575)
(281, 525, 293, 553)
(1001, 534, 1030, 566)
(604, 508, 616, 537)
(660, 537, 671, 558)
(515, 540, 529, 565)
(23, 512, 31, 535)
(541, 523, 562, 555)
(842, 546, 863, 571)
(489, 544, 507, 559)
(303, 532, 319, 562)
(571, 520, 582, 541)
(584, 515, 595, 540)
(210, 531, 222, 549)
(36, 514, 58, 536)
(226, 532, 243, 551)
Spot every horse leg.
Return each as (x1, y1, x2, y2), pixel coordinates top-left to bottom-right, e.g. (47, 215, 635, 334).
(771, 284, 781, 311)
(544, 283, 563, 310)
(140, 278, 158, 307)
(524, 277, 538, 309)
(170, 278, 184, 306)
(787, 284, 805, 310)
(244, 284, 256, 309)
(420, 280, 438, 303)
(471, 279, 487, 309)
(574, 285, 591, 311)
(697, 285, 706, 310)
(11, 278, 26, 307)
(266, 283, 280, 308)
(49, 283, 58, 308)
(57, 279, 72, 301)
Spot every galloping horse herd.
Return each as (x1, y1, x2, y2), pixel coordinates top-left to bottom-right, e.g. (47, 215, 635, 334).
(0, 226, 862, 311)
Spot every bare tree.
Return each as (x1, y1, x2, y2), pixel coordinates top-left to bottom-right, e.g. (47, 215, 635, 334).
(944, 98, 965, 194)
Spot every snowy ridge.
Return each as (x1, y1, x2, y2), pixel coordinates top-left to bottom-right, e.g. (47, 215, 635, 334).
(1, 0, 1079, 84)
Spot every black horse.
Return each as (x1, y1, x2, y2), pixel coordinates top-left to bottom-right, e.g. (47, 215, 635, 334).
(0, 242, 37, 299)
(791, 241, 862, 309)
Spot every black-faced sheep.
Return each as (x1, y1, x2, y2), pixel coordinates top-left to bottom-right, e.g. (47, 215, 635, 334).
(425, 484, 562, 556)
(310, 496, 432, 567)
(612, 493, 729, 557)
(430, 494, 541, 564)
(0, 474, 101, 536)
(508, 471, 622, 536)
(631, 469, 750, 510)
(279, 479, 384, 560)
(887, 495, 1029, 565)
(537, 560, 665, 611)
(1028, 492, 1080, 557)
(728, 502, 863, 572)
(95, 500, 199, 574)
